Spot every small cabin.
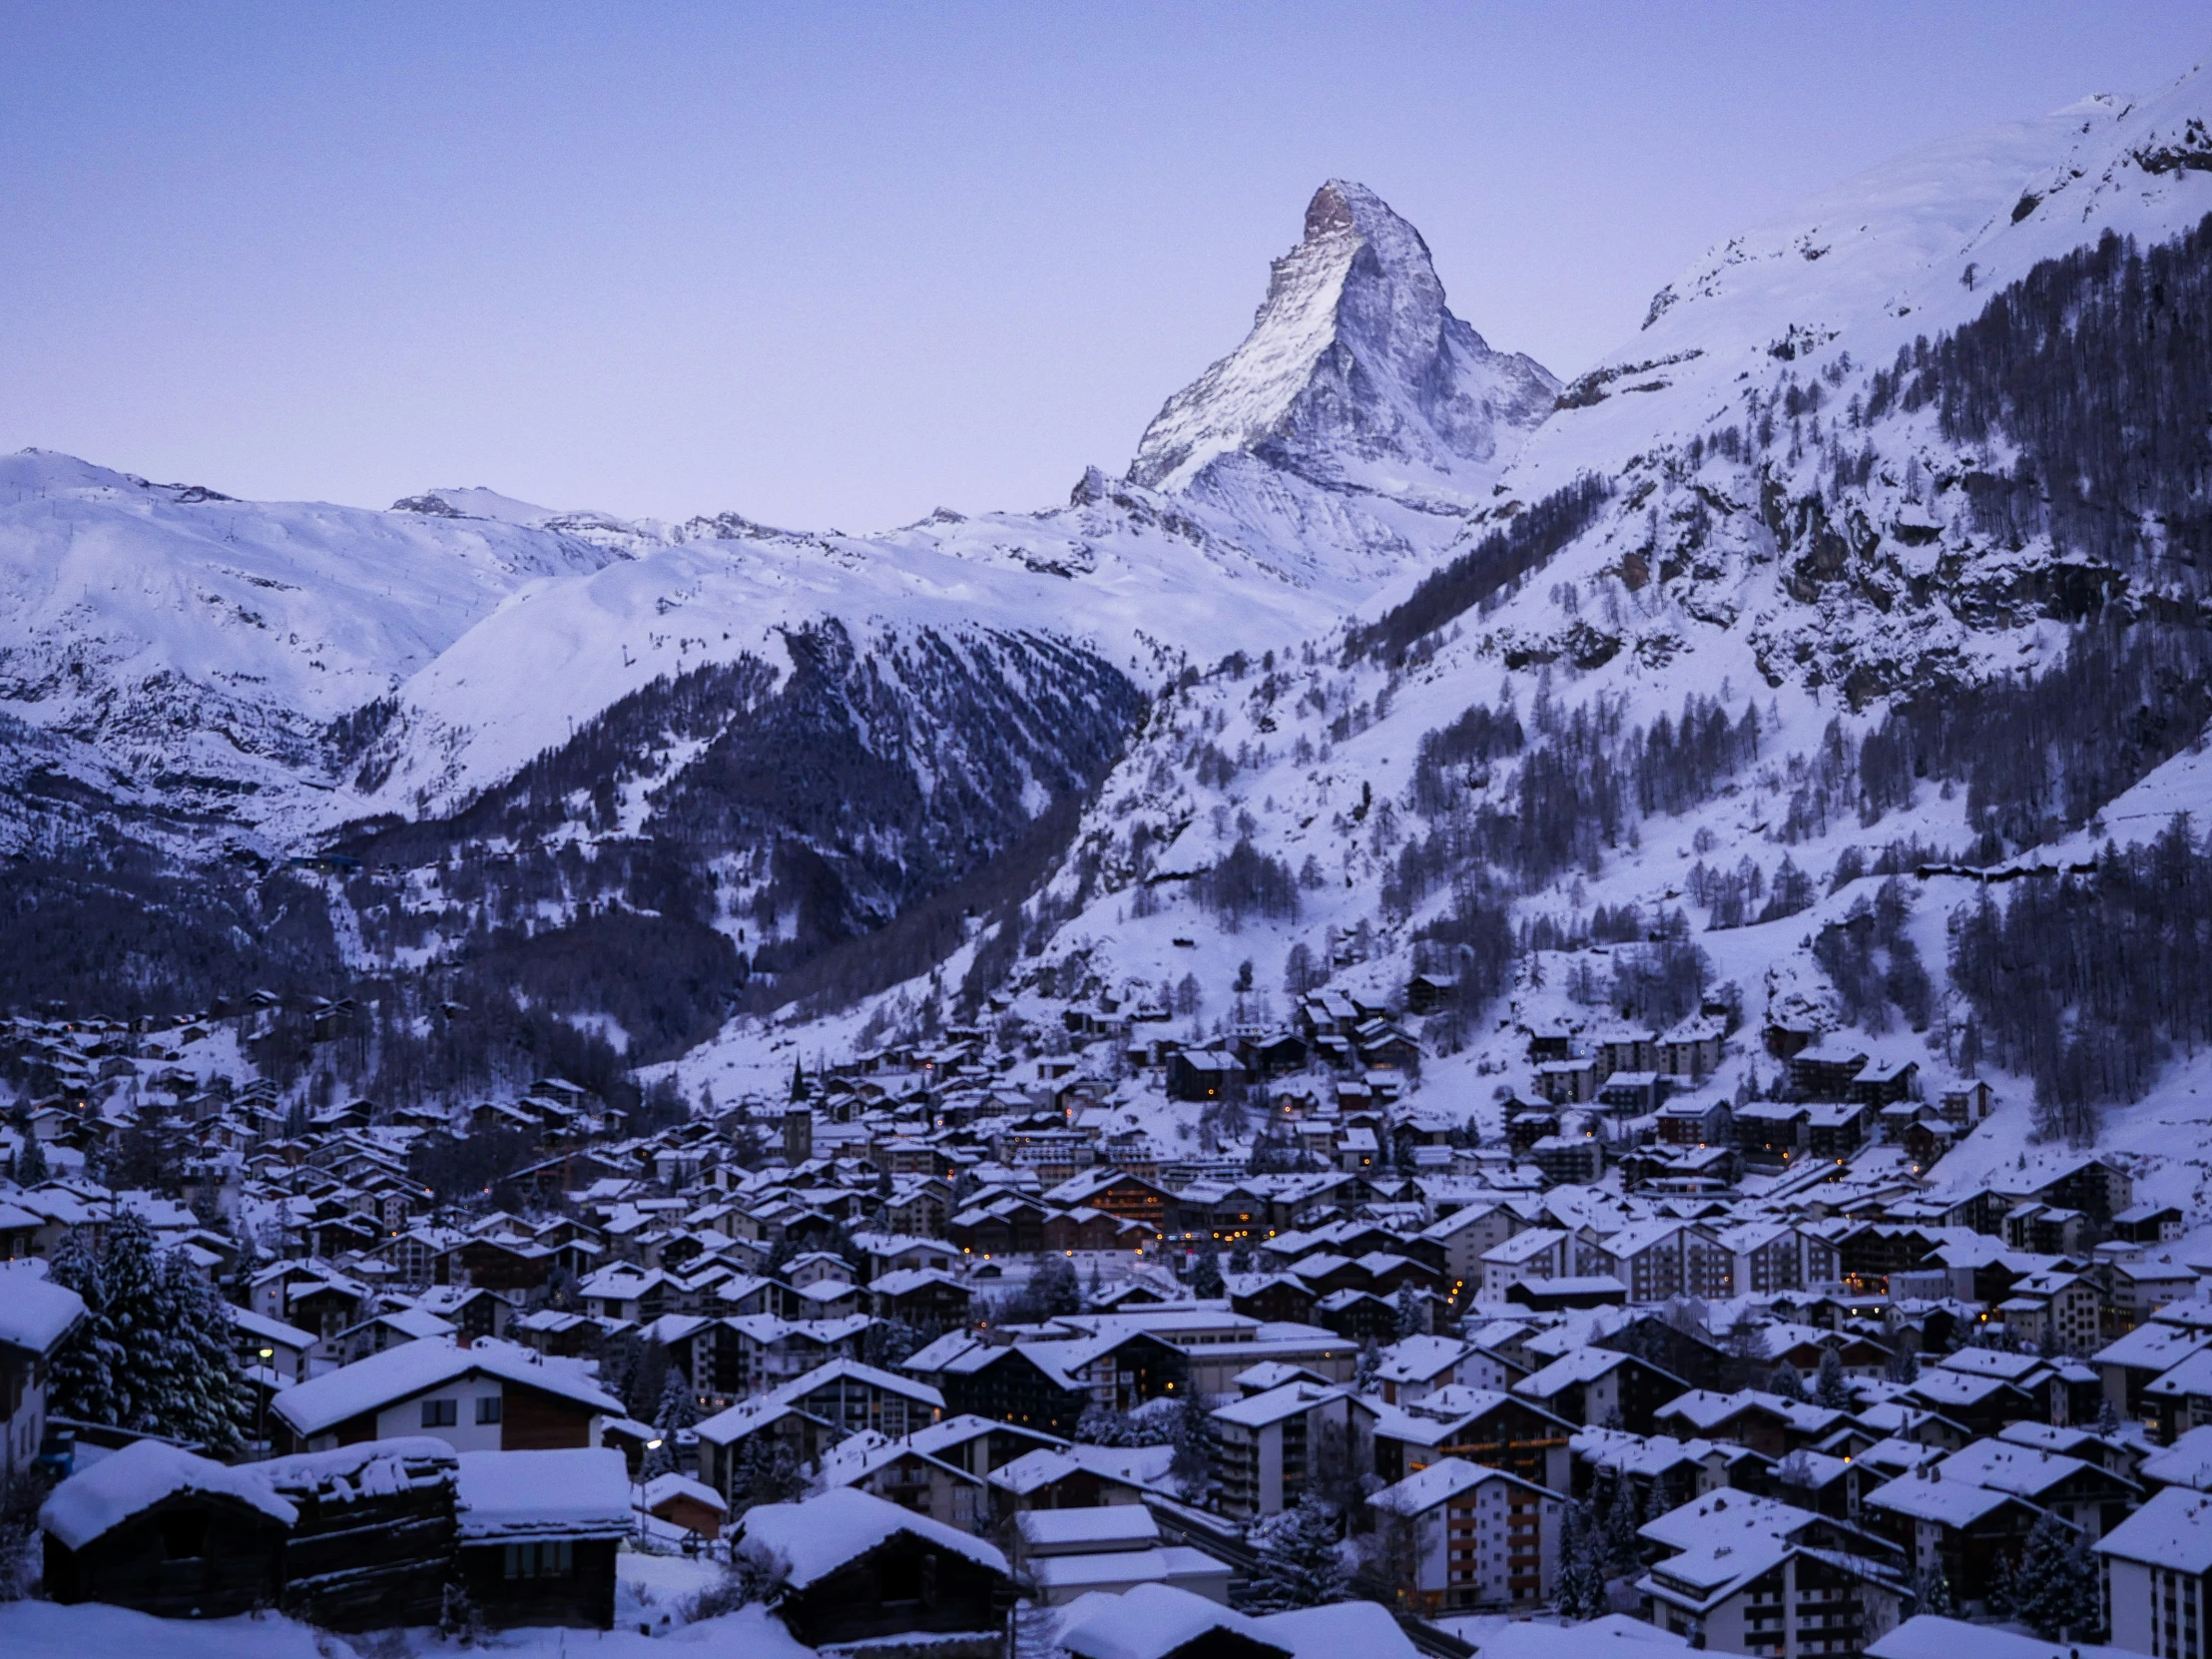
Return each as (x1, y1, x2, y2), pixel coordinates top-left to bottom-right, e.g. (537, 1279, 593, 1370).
(452, 1447, 630, 1630)
(739, 1486, 1014, 1648)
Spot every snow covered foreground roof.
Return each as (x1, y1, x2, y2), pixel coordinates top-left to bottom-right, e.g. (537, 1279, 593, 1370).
(454, 1447, 632, 1541)
(1056, 1582, 1418, 1659)
(40, 1439, 298, 1550)
(736, 1485, 1008, 1589)
(1868, 1613, 2142, 1659)
(0, 1262, 85, 1355)
(271, 1336, 617, 1436)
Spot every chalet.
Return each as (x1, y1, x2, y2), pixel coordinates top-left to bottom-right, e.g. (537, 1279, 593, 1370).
(1211, 1381, 1370, 1521)
(1167, 1049, 1246, 1102)
(41, 1437, 462, 1630)
(1660, 1014, 1727, 1078)
(269, 1337, 618, 1455)
(1015, 1503, 1234, 1605)
(1512, 1348, 1687, 1436)
(1044, 1168, 1173, 1231)
(739, 1486, 1015, 1649)
(1862, 1466, 2051, 1607)
(2099, 1486, 2212, 1659)
(870, 1267, 974, 1325)
(1, 1265, 83, 1482)
(1654, 1097, 1729, 1148)
(1384, 1386, 1576, 1491)
(1789, 1036, 1868, 1100)
(453, 1447, 629, 1629)
(1372, 1457, 1563, 1613)
(771, 1357, 945, 1438)
(1638, 1488, 1907, 1652)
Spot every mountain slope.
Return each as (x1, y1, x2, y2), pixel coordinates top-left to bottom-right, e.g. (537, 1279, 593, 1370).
(673, 58, 2212, 1214)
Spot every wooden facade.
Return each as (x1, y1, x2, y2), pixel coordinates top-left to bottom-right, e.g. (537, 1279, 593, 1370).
(777, 1531, 1011, 1648)
(44, 1490, 288, 1619)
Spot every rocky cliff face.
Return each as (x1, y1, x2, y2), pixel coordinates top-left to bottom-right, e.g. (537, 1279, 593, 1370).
(1127, 181, 1559, 499)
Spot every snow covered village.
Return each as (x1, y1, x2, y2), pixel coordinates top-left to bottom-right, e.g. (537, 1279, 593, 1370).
(7, 12, 2212, 1659)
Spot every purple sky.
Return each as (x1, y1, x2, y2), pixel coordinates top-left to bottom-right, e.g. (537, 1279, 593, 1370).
(2, 4, 2205, 530)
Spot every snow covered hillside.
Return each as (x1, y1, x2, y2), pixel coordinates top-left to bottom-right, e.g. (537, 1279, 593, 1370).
(674, 56, 2212, 1217)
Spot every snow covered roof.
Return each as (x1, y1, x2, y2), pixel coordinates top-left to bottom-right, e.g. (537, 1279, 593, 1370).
(769, 1356, 944, 1410)
(0, 1263, 85, 1355)
(40, 1439, 297, 1550)
(1256, 1599, 1420, 1659)
(2098, 1485, 2212, 1572)
(737, 1486, 1007, 1589)
(454, 1448, 632, 1541)
(641, 1471, 728, 1515)
(1372, 1454, 1548, 1515)
(1056, 1581, 1281, 1659)
(1868, 1613, 2138, 1659)
(272, 1337, 618, 1436)
(1864, 1470, 2020, 1528)
(1472, 1613, 1692, 1659)
(1016, 1504, 1159, 1552)
(2139, 1424, 2212, 1492)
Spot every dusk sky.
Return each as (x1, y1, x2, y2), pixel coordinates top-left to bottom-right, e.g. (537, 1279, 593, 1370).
(3, 4, 2205, 531)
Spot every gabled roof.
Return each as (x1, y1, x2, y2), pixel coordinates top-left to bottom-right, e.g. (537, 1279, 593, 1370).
(272, 1337, 618, 1437)
(2099, 1485, 2212, 1572)
(769, 1357, 945, 1411)
(40, 1438, 299, 1549)
(739, 1486, 1008, 1588)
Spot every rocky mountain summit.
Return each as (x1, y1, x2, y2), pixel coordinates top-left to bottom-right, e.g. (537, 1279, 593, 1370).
(1128, 180, 1559, 501)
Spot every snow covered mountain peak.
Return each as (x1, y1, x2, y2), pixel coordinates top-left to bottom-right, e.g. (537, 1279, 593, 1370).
(1125, 180, 1559, 498)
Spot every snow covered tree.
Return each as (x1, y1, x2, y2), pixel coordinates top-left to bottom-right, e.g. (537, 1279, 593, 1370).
(1228, 1237, 1255, 1275)
(12, 1132, 46, 1186)
(101, 1210, 177, 1436)
(1554, 1499, 1608, 1619)
(1767, 1362, 1807, 1401)
(42, 1229, 118, 1427)
(2097, 1395, 2121, 1435)
(1033, 1254, 1081, 1318)
(160, 1250, 250, 1456)
(1191, 1241, 1225, 1300)
(627, 1337, 671, 1422)
(1355, 1338, 1382, 1394)
(1170, 1397, 1216, 1501)
(728, 1434, 803, 1516)
(1723, 1310, 1770, 1389)
(2013, 1511, 2104, 1639)
(1602, 1481, 1644, 1578)
(1393, 1284, 1425, 1339)
(656, 1370, 699, 1433)
(1244, 1494, 1352, 1611)
(1884, 1345, 1920, 1383)
(1075, 1404, 1131, 1445)
(1911, 1561, 1953, 1618)
(1815, 1346, 1850, 1409)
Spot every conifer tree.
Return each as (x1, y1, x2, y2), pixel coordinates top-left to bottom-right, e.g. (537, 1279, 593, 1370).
(1191, 1240, 1225, 1299)
(42, 1229, 118, 1427)
(1603, 1481, 1643, 1578)
(1912, 1562, 1953, 1618)
(1228, 1237, 1255, 1275)
(1555, 1499, 1608, 1619)
(1355, 1338, 1382, 1393)
(101, 1211, 175, 1436)
(161, 1250, 250, 1456)
(1768, 1362, 1807, 1401)
(2013, 1511, 2103, 1638)
(1244, 1494, 1352, 1611)
(1393, 1284, 1425, 1339)
(1170, 1398, 1216, 1500)
(13, 1133, 46, 1185)
(1815, 1346, 1851, 1409)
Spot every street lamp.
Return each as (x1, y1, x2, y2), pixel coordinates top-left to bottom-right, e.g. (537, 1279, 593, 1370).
(257, 1348, 274, 1452)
